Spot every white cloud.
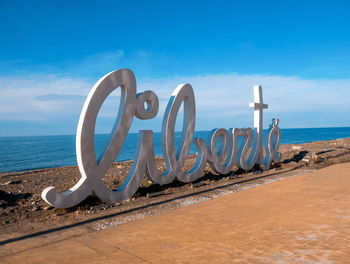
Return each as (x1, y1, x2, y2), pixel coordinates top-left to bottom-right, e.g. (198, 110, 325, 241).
(0, 74, 91, 121)
(139, 73, 350, 118)
(1, 70, 350, 130)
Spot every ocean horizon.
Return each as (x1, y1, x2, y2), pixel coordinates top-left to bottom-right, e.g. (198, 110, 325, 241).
(1, 126, 350, 173)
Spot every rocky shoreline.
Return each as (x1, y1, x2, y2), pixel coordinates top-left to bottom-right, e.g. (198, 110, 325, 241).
(1, 137, 350, 239)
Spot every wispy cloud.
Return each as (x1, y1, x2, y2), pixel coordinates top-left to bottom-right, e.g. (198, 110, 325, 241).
(1, 69, 350, 130)
(35, 94, 86, 101)
(1, 50, 350, 135)
(139, 73, 350, 127)
(0, 74, 91, 121)
(62, 50, 125, 78)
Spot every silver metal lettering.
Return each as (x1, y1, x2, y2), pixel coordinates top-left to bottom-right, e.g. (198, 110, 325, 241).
(42, 69, 281, 208)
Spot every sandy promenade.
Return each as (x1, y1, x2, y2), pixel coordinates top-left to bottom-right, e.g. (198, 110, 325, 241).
(1, 162, 349, 263)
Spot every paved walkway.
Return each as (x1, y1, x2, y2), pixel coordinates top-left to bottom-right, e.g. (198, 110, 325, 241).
(1, 163, 350, 263)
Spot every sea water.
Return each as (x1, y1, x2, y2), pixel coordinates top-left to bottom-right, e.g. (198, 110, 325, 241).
(1, 127, 350, 173)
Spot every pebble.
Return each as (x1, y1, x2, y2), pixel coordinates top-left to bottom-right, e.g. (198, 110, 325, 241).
(292, 146, 302, 150)
(1, 181, 13, 185)
(147, 190, 169, 198)
(192, 181, 208, 188)
(43, 206, 54, 211)
(90, 204, 109, 211)
(315, 157, 325, 163)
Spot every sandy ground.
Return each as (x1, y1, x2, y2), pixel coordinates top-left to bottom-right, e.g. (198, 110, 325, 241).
(1, 137, 350, 239)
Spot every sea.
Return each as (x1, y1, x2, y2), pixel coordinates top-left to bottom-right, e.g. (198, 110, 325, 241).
(1, 127, 350, 173)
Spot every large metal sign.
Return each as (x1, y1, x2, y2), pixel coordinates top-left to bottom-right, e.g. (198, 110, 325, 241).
(42, 68, 281, 208)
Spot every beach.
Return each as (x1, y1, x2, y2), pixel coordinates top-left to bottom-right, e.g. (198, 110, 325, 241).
(1, 137, 350, 241)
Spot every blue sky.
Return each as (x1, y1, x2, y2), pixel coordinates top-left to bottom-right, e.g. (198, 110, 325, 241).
(1, 0, 350, 136)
